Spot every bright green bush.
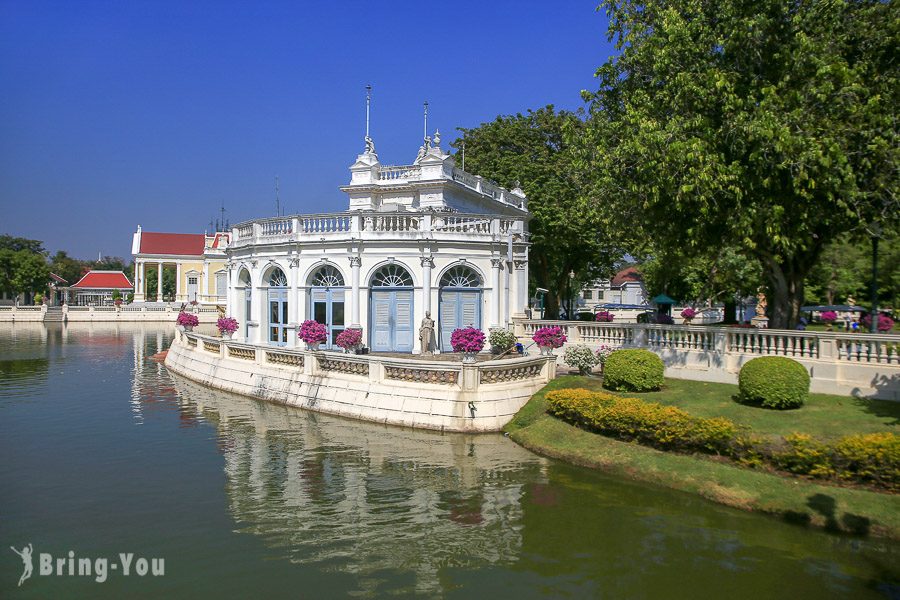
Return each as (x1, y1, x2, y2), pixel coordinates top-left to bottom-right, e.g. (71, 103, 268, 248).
(738, 356, 809, 409)
(602, 349, 664, 392)
(832, 433, 900, 488)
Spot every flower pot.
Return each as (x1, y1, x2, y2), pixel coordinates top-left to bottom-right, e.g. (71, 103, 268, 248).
(221, 331, 233, 340)
(183, 325, 193, 332)
(306, 342, 321, 351)
(539, 345, 554, 356)
(462, 352, 478, 363)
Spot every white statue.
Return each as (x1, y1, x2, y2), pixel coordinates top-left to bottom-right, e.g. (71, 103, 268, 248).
(419, 311, 435, 355)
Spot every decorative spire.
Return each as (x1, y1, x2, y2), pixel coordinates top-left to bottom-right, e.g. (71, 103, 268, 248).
(423, 100, 429, 149)
(364, 84, 376, 155)
(433, 129, 441, 147)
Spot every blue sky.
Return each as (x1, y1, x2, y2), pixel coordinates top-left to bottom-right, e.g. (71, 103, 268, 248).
(0, 1, 614, 260)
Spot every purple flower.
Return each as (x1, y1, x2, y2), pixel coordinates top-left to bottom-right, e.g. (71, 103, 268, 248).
(680, 308, 697, 319)
(532, 326, 567, 348)
(298, 319, 328, 343)
(819, 311, 837, 324)
(595, 311, 615, 322)
(176, 311, 199, 327)
(216, 317, 239, 334)
(450, 327, 486, 353)
(336, 328, 363, 349)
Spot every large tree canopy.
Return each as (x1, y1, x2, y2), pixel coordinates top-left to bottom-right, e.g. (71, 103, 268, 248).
(582, 0, 898, 328)
(452, 106, 625, 318)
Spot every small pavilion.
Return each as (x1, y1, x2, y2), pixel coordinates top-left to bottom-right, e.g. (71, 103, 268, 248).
(70, 271, 133, 306)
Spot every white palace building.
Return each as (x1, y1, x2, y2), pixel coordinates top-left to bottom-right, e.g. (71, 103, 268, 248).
(225, 132, 530, 354)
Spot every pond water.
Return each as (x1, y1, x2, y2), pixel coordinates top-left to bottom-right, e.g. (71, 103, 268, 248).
(1, 323, 897, 598)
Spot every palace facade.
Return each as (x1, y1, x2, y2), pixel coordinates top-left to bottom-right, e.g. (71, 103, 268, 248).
(225, 134, 530, 353)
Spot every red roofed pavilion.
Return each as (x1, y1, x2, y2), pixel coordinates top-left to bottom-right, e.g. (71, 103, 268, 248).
(70, 271, 133, 306)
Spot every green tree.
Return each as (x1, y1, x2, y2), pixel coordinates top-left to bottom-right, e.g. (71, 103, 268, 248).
(452, 106, 624, 318)
(50, 251, 89, 286)
(582, 0, 899, 328)
(0, 234, 45, 254)
(145, 266, 176, 301)
(10, 250, 50, 299)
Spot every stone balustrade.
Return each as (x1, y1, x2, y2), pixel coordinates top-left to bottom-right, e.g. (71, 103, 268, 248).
(515, 319, 900, 399)
(168, 331, 556, 431)
(230, 211, 527, 249)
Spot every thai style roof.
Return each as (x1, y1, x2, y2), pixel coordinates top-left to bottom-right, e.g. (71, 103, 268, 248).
(139, 232, 206, 256)
(71, 270, 133, 289)
(611, 266, 643, 287)
(49, 272, 68, 285)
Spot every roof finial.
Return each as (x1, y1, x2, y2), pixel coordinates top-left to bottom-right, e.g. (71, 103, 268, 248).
(423, 100, 429, 149)
(364, 84, 376, 154)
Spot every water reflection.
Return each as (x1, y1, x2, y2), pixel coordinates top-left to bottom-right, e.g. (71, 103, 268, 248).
(171, 375, 547, 595)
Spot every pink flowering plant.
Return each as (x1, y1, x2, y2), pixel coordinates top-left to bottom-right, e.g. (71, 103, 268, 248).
(298, 319, 328, 344)
(450, 327, 486, 353)
(533, 326, 567, 349)
(595, 344, 614, 365)
(217, 317, 239, 335)
(595, 310, 615, 322)
(862, 313, 895, 332)
(819, 311, 837, 324)
(336, 328, 363, 350)
(176, 311, 199, 328)
(680, 308, 697, 319)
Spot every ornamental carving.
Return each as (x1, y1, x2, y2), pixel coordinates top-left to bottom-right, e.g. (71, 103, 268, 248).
(203, 340, 221, 354)
(187, 336, 198, 348)
(490, 258, 504, 269)
(349, 256, 362, 267)
(479, 363, 542, 384)
(420, 256, 435, 269)
(265, 351, 304, 367)
(514, 260, 528, 271)
(228, 346, 256, 361)
(384, 366, 459, 385)
(319, 358, 369, 376)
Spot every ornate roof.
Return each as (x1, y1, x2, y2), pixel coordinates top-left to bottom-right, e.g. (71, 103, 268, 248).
(71, 270, 133, 289)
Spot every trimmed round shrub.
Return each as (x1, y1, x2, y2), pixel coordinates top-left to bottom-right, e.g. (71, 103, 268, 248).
(738, 356, 809, 409)
(602, 349, 664, 392)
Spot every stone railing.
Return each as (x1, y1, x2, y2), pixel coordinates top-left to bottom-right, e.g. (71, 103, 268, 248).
(450, 168, 525, 209)
(377, 164, 422, 181)
(230, 211, 527, 249)
(179, 331, 554, 394)
(514, 319, 900, 399)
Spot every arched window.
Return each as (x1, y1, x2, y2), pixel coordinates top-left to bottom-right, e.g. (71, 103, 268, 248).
(310, 265, 344, 287)
(440, 265, 482, 288)
(238, 269, 251, 286)
(371, 264, 413, 287)
(268, 267, 287, 287)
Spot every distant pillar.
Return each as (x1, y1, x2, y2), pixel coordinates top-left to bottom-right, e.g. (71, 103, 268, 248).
(421, 256, 434, 315)
(513, 260, 529, 318)
(349, 256, 361, 327)
(491, 258, 503, 327)
(287, 258, 298, 348)
(157, 262, 163, 302)
(176, 263, 182, 302)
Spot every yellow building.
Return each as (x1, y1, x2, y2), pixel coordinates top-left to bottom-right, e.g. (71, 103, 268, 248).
(131, 226, 229, 304)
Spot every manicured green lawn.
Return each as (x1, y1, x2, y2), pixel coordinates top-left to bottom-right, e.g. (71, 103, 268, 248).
(505, 375, 900, 538)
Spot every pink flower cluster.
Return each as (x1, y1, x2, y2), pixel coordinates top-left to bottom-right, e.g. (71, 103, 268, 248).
(533, 326, 567, 348)
(450, 327, 486, 353)
(176, 311, 199, 327)
(680, 308, 697, 319)
(336, 328, 363, 350)
(861, 313, 895, 332)
(298, 319, 328, 343)
(595, 311, 615, 322)
(216, 317, 239, 334)
(819, 311, 837, 324)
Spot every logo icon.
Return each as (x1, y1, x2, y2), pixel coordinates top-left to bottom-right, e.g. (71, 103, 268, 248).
(10, 544, 33, 587)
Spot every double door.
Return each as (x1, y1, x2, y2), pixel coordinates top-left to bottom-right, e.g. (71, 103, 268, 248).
(268, 288, 289, 345)
(439, 290, 481, 352)
(370, 290, 413, 353)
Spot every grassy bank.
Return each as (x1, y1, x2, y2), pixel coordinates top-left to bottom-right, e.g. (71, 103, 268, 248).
(505, 376, 900, 538)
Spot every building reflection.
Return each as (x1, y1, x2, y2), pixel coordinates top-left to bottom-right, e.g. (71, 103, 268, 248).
(170, 375, 548, 596)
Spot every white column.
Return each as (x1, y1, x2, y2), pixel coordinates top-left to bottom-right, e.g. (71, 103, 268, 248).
(490, 258, 502, 328)
(157, 262, 163, 302)
(139, 261, 146, 300)
(250, 269, 262, 345)
(503, 261, 510, 326)
(201, 261, 209, 303)
(349, 256, 361, 327)
(287, 259, 299, 348)
(176, 262, 183, 302)
(514, 260, 528, 318)
(420, 256, 434, 316)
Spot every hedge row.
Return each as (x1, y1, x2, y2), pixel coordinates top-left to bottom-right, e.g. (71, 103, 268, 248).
(545, 389, 899, 491)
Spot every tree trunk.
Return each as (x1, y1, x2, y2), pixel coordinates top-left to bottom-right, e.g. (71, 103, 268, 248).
(722, 298, 737, 324)
(762, 257, 807, 330)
